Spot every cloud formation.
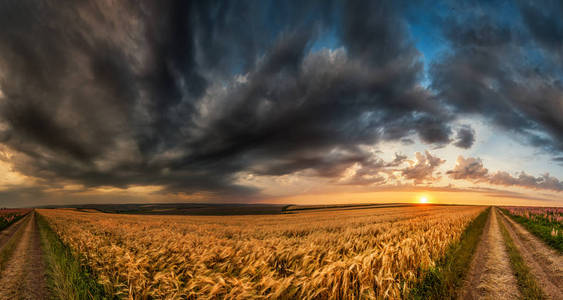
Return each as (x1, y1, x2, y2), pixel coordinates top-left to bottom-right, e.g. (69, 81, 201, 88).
(453, 126, 475, 149)
(430, 1, 563, 154)
(401, 151, 445, 184)
(0, 0, 560, 204)
(448, 156, 563, 192)
(0, 0, 460, 199)
(447, 156, 488, 180)
(489, 172, 563, 192)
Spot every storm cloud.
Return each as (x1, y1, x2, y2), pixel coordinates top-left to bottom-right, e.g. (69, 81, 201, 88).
(0, 0, 456, 198)
(453, 126, 475, 149)
(0, 0, 560, 202)
(430, 0, 563, 155)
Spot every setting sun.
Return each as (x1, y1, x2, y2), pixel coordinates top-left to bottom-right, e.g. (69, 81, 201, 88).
(420, 196, 428, 204)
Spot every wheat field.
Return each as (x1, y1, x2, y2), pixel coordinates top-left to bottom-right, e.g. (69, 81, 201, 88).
(37, 205, 484, 299)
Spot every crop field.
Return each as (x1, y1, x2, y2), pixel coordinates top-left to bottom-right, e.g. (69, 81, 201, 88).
(501, 206, 563, 252)
(38, 205, 485, 299)
(0, 208, 31, 231)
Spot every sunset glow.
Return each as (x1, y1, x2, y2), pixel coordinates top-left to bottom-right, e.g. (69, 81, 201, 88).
(0, 1, 560, 208)
(1, 2, 563, 300)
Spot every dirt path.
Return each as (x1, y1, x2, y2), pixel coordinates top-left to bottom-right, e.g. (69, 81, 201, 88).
(0, 213, 31, 250)
(0, 212, 48, 299)
(460, 208, 520, 299)
(498, 210, 563, 299)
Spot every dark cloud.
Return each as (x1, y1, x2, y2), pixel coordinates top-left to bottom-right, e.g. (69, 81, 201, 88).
(430, 1, 563, 155)
(415, 117, 452, 146)
(453, 125, 475, 149)
(0, 0, 560, 205)
(448, 156, 563, 192)
(519, 1, 563, 63)
(0, 0, 460, 201)
(554, 156, 563, 166)
(0, 186, 45, 207)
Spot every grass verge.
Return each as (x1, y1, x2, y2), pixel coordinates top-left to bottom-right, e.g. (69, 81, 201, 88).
(0, 215, 28, 272)
(500, 208, 562, 252)
(497, 212, 546, 300)
(408, 207, 490, 299)
(36, 213, 111, 300)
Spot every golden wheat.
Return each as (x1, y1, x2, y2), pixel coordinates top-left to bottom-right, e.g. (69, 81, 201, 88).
(38, 205, 484, 299)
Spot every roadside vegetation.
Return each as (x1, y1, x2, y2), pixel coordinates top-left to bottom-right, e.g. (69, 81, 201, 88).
(0, 208, 31, 231)
(0, 215, 28, 272)
(497, 212, 546, 299)
(409, 207, 490, 299)
(501, 207, 562, 252)
(36, 213, 109, 300)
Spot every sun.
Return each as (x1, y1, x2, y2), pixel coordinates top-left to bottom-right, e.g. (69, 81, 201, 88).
(419, 196, 428, 204)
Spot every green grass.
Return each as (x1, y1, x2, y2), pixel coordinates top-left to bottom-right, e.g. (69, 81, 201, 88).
(36, 213, 112, 300)
(408, 207, 491, 299)
(497, 212, 546, 299)
(500, 209, 562, 252)
(0, 215, 28, 272)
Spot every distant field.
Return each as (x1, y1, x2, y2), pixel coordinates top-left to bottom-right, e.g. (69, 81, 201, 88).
(40, 203, 288, 215)
(39, 202, 452, 216)
(38, 205, 484, 299)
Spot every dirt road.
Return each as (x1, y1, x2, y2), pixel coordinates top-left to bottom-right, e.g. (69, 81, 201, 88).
(0, 213, 29, 249)
(0, 212, 48, 299)
(460, 208, 520, 299)
(498, 210, 563, 299)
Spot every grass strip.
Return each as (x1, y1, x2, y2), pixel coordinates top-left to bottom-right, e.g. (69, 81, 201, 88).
(497, 212, 546, 300)
(409, 207, 491, 299)
(500, 208, 562, 253)
(0, 215, 28, 272)
(36, 213, 111, 300)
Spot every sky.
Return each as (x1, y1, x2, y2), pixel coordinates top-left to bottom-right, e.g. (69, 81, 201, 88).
(0, 0, 561, 207)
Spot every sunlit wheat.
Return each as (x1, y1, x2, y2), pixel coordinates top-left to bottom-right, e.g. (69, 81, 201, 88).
(38, 206, 484, 299)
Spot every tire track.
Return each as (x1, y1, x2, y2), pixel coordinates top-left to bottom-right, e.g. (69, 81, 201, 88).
(460, 208, 519, 299)
(0, 212, 48, 299)
(499, 210, 563, 299)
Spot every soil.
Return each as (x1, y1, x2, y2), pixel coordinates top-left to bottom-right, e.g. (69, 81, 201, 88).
(459, 208, 520, 299)
(498, 210, 563, 299)
(0, 212, 49, 299)
(0, 213, 30, 249)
